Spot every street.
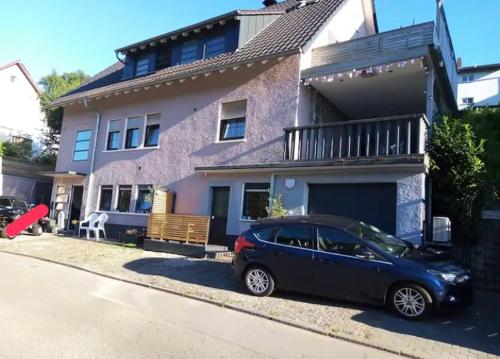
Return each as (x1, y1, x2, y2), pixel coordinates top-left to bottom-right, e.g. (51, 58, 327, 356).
(0, 252, 400, 359)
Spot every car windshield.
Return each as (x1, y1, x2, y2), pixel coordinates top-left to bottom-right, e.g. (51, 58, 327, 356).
(0, 199, 12, 206)
(345, 221, 408, 256)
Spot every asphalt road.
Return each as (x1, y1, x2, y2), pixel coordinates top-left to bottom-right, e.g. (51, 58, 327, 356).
(0, 252, 402, 359)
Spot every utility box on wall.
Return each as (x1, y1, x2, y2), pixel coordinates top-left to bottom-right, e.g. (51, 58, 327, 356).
(433, 216, 451, 243)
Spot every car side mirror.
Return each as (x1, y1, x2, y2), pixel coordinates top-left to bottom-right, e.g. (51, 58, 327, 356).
(354, 248, 376, 260)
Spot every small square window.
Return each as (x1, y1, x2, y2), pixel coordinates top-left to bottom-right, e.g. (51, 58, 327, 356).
(462, 97, 474, 105)
(242, 183, 269, 220)
(219, 100, 247, 141)
(99, 186, 113, 211)
(117, 185, 132, 212)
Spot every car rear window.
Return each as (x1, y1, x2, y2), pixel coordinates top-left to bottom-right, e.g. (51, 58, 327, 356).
(252, 227, 278, 242)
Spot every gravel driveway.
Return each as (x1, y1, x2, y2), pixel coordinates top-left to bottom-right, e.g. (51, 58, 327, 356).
(0, 234, 498, 359)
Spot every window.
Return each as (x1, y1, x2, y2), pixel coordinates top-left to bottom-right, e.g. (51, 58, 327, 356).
(99, 186, 113, 211)
(107, 120, 122, 150)
(317, 228, 363, 256)
(117, 185, 132, 212)
(205, 35, 226, 58)
(135, 55, 150, 76)
(136, 185, 153, 213)
(125, 117, 143, 149)
(462, 75, 474, 82)
(276, 226, 314, 249)
(219, 100, 247, 141)
(242, 183, 269, 220)
(462, 97, 474, 105)
(253, 227, 278, 242)
(145, 114, 160, 147)
(73, 129, 91, 161)
(179, 39, 200, 65)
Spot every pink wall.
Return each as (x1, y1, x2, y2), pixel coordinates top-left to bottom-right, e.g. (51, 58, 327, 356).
(56, 55, 301, 224)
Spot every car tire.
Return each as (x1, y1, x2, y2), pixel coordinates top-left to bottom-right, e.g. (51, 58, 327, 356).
(31, 224, 43, 236)
(0, 229, 15, 240)
(389, 283, 433, 320)
(244, 266, 275, 297)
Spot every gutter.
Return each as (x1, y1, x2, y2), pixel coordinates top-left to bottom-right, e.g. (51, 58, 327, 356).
(83, 99, 101, 218)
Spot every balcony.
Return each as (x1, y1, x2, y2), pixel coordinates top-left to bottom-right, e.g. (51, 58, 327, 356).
(283, 114, 429, 162)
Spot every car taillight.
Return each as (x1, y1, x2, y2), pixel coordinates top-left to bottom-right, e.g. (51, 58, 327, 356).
(235, 235, 255, 253)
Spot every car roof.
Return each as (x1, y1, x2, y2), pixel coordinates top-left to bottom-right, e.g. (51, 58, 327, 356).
(252, 215, 357, 230)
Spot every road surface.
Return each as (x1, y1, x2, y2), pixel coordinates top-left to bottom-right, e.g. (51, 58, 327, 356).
(0, 252, 402, 358)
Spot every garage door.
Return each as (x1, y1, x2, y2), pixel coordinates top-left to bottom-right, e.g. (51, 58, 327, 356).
(308, 183, 397, 234)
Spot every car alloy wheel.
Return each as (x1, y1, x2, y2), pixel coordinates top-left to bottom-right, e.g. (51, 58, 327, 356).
(245, 267, 275, 297)
(393, 287, 426, 318)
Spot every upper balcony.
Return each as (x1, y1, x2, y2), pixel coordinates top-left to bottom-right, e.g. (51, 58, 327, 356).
(283, 114, 429, 164)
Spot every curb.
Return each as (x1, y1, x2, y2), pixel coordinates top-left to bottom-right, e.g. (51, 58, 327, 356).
(0, 249, 417, 359)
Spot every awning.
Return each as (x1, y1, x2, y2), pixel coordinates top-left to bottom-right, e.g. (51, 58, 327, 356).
(39, 171, 87, 178)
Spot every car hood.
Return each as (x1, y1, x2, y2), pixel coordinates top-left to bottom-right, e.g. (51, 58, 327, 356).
(403, 247, 469, 274)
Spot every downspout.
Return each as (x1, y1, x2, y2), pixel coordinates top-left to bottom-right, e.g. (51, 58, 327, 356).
(83, 98, 101, 218)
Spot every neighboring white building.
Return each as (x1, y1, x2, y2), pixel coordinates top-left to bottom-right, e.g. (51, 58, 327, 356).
(0, 60, 46, 154)
(457, 62, 500, 110)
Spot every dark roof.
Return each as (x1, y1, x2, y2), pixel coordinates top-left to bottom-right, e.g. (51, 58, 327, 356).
(458, 62, 500, 73)
(53, 0, 344, 106)
(253, 215, 358, 230)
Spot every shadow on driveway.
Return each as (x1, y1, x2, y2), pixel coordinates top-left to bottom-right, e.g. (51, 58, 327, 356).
(124, 257, 500, 356)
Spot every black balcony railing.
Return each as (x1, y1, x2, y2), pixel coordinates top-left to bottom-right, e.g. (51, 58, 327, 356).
(283, 114, 429, 162)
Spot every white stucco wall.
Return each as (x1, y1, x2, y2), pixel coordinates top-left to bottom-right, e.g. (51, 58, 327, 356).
(457, 69, 500, 110)
(0, 64, 45, 153)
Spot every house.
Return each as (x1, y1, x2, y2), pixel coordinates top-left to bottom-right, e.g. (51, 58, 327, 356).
(0, 60, 52, 203)
(457, 62, 500, 110)
(48, 0, 458, 245)
(0, 60, 46, 154)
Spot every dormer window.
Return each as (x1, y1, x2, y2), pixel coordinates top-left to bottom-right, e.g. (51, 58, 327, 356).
(135, 55, 150, 76)
(180, 40, 200, 65)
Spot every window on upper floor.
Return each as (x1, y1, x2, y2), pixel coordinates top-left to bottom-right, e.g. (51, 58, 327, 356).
(219, 100, 247, 141)
(73, 129, 91, 161)
(99, 185, 113, 211)
(462, 74, 474, 82)
(145, 114, 160, 147)
(125, 117, 143, 149)
(135, 54, 150, 76)
(462, 97, 474, 105)
(106, 120, 123, 151)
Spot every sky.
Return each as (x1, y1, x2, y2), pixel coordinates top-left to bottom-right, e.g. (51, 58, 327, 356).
(0, 0, 499, 83)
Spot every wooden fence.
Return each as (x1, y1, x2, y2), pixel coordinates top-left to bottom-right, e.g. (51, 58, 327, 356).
(147, 213, 211, 244)
(146, 189, 210, 244)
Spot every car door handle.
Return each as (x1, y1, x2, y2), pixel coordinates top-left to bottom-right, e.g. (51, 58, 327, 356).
(315, 258, 330, 265)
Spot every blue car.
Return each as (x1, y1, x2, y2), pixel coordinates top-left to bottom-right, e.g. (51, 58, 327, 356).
(232, 215, 473, 320)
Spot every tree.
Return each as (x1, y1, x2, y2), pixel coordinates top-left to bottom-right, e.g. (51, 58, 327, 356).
(461, 107, 500, 208)
(266, 194, 289, 217)
(429, 115, 487, 243)
(38, 70, 89, 161)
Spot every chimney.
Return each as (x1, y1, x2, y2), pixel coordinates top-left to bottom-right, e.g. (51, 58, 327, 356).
(457, 57, 463, 69)
(263, 0, 278, 6)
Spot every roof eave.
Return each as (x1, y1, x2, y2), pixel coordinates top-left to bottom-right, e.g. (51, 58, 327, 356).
(51, 49, 300, 107)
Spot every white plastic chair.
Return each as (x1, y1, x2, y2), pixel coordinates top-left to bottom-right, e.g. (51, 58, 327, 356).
(93, 213, 108, 241)
(79, 213, 99, 239)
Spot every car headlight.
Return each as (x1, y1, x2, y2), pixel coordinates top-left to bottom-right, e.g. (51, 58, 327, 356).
(427, 270, 457, 283)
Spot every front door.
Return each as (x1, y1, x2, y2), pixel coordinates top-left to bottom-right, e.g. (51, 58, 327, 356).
(209, 187, 230, 246)
(68, 186, 83, 230)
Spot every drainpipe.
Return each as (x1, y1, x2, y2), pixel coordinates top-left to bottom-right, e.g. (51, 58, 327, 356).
(83, 98, 101, 218)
